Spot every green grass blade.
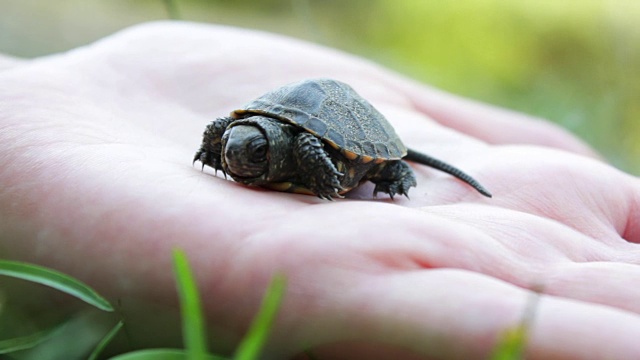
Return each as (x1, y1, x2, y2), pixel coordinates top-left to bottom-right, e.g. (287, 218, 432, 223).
(108, 349, 226, 360)
(0, 324, 61, 354)
(233, 274, 286, 360)
(109, 348, 187, 360)
(490, 325, 528, 360)
(173, 248, 208, 359)
(490, 290, 541, 360)
(88, 320, 124, 360)
(0, 260, 113, 311)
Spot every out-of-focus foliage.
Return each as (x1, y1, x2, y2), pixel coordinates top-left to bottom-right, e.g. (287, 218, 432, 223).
(1, 0, 637, 173)
(361, 1, 640, 174)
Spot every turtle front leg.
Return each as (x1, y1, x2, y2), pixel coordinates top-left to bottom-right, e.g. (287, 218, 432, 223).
(294, 132, 344, 200)
(193, 116, 235, 176)
(367, 160, 417, 199)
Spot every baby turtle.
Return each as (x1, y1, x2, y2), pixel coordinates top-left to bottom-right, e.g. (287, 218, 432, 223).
(194, 78, 491, 200)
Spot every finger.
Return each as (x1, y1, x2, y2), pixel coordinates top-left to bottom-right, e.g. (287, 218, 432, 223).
(537, 262, 640, 314)
(271, 269, 640, 359)
(377, 71, 601, 158)
(208, 204, 640, 359)
(427, 146, 636, 241)
(423, 203, 640, 313)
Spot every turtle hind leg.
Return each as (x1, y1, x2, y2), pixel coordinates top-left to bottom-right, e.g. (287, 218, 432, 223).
(367, 160, 417, 199)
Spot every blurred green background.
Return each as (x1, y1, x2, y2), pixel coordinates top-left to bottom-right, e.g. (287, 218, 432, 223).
(1, 0, 638, 174)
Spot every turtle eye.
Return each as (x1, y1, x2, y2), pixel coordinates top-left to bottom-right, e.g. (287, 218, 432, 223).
(249, 138, 268, 163)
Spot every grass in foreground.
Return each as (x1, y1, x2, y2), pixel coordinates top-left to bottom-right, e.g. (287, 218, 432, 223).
(0, 254, 535, 359)
(0, 252, 286, 360)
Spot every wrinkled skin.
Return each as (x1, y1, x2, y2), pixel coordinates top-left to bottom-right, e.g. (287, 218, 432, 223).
(1, 22, 640, 359)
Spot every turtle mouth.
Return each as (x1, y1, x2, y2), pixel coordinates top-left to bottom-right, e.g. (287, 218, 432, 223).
(227, 173, 266, 185)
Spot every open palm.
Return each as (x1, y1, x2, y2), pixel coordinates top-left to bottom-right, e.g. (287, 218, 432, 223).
(1, 22, 639, 359)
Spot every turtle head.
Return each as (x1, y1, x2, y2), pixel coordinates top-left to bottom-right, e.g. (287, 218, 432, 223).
(222, 124, 269, 181)
(221, 116, 294, 185)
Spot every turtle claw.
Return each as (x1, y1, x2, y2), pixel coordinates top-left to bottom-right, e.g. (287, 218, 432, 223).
(308, 171, 344, 200)
(193, 149, 209, 169)
(330, 189, 345, 200)
(214, 168, 227, 179)
(373, 183, 393, 199)
(373, 177, 414, 200)
(192, 150, 203, 167)
(193, 149, 227, 177)
(315, 185, 344, 201)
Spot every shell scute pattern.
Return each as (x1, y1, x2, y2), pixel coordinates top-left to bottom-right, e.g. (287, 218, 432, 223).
(235, 79, 406, 162)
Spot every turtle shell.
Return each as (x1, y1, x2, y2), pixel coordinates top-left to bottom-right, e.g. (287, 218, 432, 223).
(231, 79, 407, 163)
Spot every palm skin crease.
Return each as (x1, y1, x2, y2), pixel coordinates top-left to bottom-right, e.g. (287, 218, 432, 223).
(1, 21, 640, 360)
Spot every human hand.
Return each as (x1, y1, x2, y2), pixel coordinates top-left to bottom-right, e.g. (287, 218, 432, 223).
(1, 22, 639, 359)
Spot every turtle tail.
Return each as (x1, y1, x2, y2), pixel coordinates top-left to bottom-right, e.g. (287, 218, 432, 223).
(405, 149, 492, 198)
